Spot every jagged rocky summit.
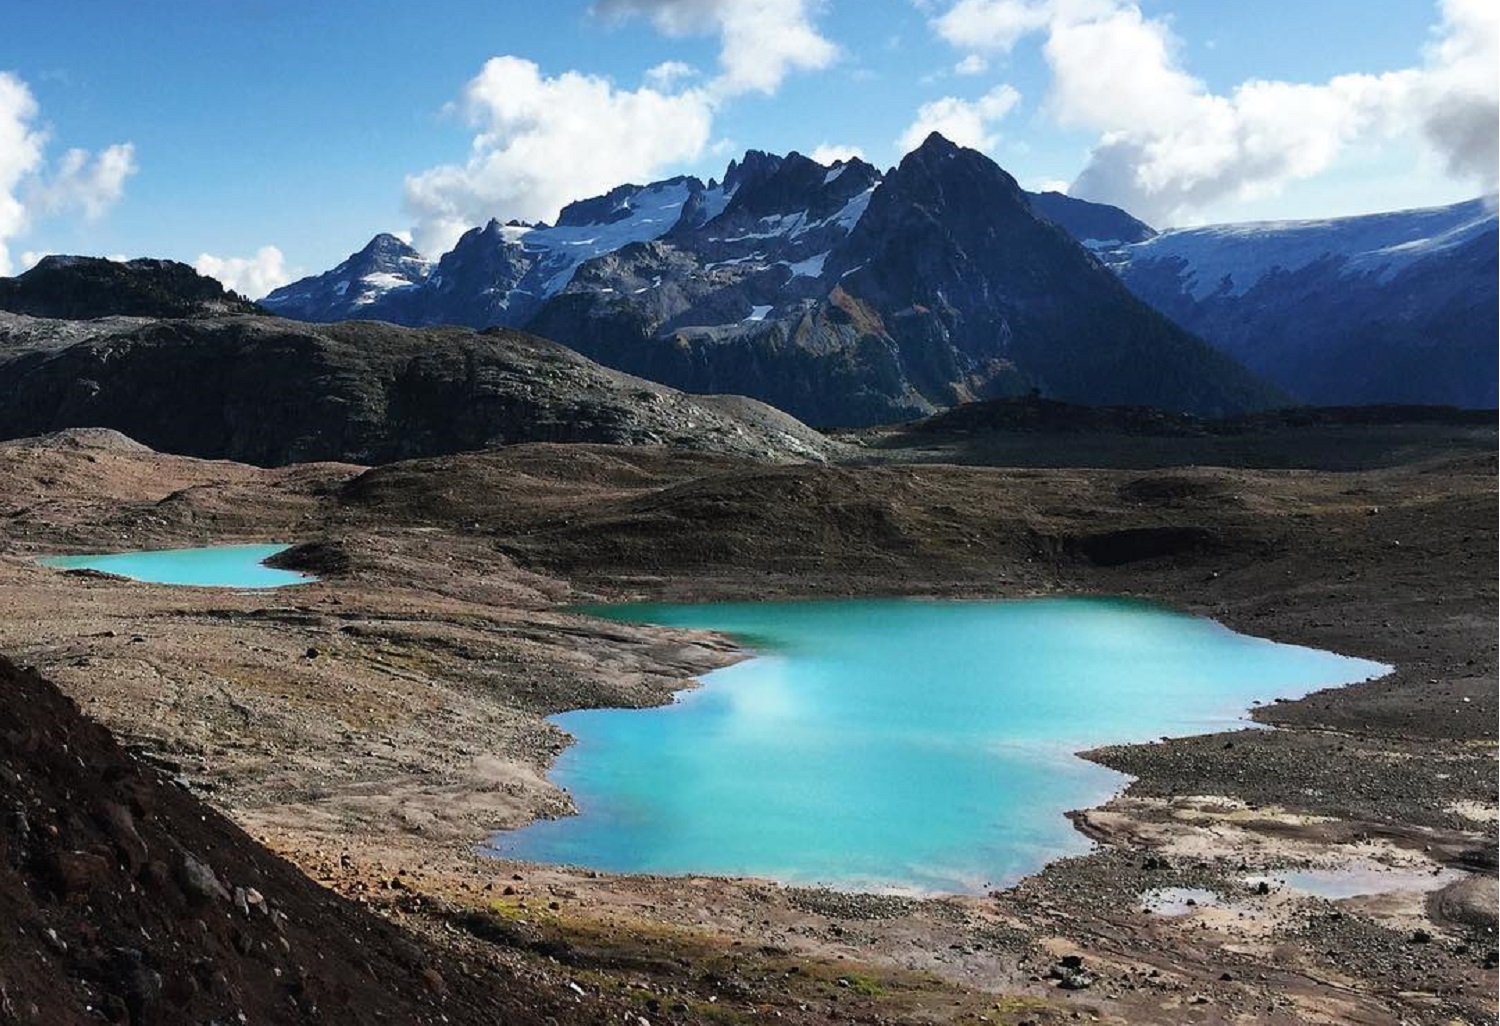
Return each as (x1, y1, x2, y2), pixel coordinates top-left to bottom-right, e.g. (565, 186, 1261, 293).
(265, 134, 1282, 426)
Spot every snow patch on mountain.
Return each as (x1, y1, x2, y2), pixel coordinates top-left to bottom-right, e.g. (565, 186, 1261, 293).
(785, 251, 828, 278)
(832, 188, 875, 232)
(1118, 198, 1496, 300)
(696, 182, 734, 224)
(527, 180, 698, 295)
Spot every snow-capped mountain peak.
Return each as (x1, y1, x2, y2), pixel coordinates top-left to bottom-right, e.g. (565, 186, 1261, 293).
(261, 232, 430, 320)
(1113, 197, 1496, 300)
(1106, 195, 1498, 408)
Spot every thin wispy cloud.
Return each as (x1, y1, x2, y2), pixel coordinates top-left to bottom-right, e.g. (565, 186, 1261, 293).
(594, 0, 839, 99)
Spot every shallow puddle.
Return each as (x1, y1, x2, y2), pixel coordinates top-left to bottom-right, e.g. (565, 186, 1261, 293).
(1244, 864, 1463, 899)
(1141, 887, 1219, 916)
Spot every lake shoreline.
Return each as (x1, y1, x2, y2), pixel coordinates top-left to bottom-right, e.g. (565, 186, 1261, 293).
(1, 433, 1493, 1023)
(502, 597, 1387, 894)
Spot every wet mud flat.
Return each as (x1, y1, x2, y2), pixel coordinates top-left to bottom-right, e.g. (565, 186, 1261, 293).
(0, 425, 1494, 1024)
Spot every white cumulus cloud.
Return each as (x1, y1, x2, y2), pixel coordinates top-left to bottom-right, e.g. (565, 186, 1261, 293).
(1412, 0, 1499, 186)
(0, 74, 45, 276)
(595, 0, 838, 98)
(934, 0, 1050, 53)
(0, 72, 136, 276)
(195, 246, 292, 300)
(899, 83, 1022, 154)
(809, 143, 867, 165)
(404, 57, 713, 255)
(405, 2, 840, 256)
(926, 0, 1500, 224)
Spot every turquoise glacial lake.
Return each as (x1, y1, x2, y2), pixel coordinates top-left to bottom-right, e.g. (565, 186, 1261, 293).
(494, 598, 1388, 894)
(42, 543, 311, 589)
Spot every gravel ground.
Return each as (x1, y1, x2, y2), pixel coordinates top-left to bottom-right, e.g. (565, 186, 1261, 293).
(0, 422, 1493, 1024)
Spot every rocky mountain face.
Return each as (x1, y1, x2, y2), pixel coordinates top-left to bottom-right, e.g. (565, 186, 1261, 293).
(257, 233, 430, 322)
(1024, 191, 1156, 246)
(0, 274, 841, 466)
(268, 135, 1281, 426)
(263, 176, 719, 329)
(0, 256, 262, 319)
(1104, 198, 1499, 408)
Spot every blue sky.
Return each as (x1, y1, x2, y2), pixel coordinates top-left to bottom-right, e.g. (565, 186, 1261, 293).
(2, 0, 1494, 295)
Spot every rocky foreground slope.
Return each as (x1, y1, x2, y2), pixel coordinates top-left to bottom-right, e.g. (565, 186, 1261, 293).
(0, 299, 839, 466)
(0, 653, 630, 1025)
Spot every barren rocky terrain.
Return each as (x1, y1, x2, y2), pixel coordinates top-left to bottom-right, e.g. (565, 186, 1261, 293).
(0, 413, 1494, 1024)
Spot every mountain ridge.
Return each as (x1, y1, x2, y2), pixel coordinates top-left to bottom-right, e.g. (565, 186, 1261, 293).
(0, 256, 262, 320)
(1105, 196, 1498, 408)
(266, 134, 1283, 425)
(0, 295, 843, 466)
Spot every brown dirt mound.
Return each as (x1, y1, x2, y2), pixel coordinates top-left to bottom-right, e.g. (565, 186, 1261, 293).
(0, 655, 614, 1025)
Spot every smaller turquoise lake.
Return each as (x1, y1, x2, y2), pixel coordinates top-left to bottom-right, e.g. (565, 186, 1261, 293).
(494, 598, 1388, 894)
(41, 544, 311, 589)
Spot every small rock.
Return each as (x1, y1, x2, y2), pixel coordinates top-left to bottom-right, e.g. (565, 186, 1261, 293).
(1056, 970, 1095, 991)
(47, 850, 112, 899)
(178, 853, 231, 905)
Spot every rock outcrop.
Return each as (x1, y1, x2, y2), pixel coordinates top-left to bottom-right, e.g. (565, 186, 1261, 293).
(0, 256, 261, 320)
(0, 310, 840, 466)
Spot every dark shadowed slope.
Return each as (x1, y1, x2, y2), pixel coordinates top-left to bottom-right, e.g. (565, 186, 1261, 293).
(0, 305, 839, 466)
(528, 135, 1284, 425)
(0, 654, 623, 1025)
(0, 256, 262, 320)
